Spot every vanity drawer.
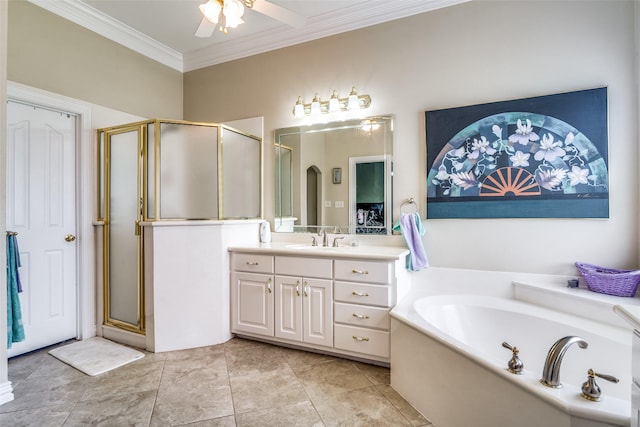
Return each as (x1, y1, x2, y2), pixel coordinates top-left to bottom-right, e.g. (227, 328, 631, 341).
(334, 324, 390, 359)
(334, 281, 391, 307)
(275, 256, 333, 279)
(334, 259, 392, 284)
(232, 253, 274, 274)
(334, 302, 390, 330)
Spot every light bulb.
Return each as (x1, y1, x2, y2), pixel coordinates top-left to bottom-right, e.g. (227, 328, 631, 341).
(329, 90, 340, 113)
(224, 0, 245, 28)
(293, 97, 305, 118)
(199, 0, 221, 23)
(348, 87, 359, 110)
(310, 94, 321, 117)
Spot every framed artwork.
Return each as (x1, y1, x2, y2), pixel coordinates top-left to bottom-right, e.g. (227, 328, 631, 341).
(332, 167, 342, 184)
(425, 87, 609, 219)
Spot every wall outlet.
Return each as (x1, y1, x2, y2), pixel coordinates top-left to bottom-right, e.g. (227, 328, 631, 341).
(324, 201, 332, 208)
(335, 201, 344, 208)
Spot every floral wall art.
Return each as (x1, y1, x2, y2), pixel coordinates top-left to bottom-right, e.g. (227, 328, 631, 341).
(425, 88, 609, 219)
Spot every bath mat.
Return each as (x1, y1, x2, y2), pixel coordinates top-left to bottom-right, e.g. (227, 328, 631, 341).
(49, 337, 145, 376)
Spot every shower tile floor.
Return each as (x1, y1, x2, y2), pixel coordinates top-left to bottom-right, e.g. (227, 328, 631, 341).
(1, 337, 432, 426)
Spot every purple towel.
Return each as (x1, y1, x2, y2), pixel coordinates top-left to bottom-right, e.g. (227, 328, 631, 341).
(399, 213, 428, 271)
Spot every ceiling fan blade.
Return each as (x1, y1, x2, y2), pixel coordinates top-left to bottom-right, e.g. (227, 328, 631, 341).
(251, 0, 306, 28)
(195, 17, 216, 38)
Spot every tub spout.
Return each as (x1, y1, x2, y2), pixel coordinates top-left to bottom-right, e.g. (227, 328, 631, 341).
(540, 336, 588, 388)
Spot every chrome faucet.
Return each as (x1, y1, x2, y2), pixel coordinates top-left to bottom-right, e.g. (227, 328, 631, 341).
(318, 229, 329, 247)
(540, 336, 588, 388)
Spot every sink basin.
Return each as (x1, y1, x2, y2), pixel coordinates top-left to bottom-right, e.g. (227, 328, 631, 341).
(286, 244, 337, 250)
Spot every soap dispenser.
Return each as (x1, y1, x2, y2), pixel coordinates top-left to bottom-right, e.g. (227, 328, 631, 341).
(259, 221, 271, 243)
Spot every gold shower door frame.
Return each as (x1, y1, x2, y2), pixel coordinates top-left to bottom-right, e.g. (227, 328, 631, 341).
(98, 122, 147, 334)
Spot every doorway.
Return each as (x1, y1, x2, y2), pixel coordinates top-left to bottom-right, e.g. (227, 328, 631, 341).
(6, 100, 78, 357)
(306, 166, 321, 231)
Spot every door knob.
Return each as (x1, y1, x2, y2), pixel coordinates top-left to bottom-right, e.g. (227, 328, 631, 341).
(64, 234, 76, 242)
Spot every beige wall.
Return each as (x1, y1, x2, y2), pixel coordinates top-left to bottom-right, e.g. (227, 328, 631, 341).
(7, 1, 182, 119)
(185, 0, 639, 275)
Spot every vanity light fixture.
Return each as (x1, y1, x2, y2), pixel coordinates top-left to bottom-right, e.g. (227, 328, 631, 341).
(292, 87, 372, 118)
(310, 94, 322, 117)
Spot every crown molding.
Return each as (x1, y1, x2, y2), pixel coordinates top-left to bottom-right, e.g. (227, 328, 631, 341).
(28, 0, 184, 72)
(183, 0, 469, 72)
(29, 0, 469, 73)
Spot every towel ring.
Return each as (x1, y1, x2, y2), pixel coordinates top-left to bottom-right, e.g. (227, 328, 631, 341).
(400, 198, 418, 214)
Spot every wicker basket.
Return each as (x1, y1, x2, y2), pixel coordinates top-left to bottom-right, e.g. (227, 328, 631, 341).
(575, 262, 640, 297)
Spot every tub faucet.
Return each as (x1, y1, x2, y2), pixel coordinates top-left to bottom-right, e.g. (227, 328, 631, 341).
(540, 336, 588, 388)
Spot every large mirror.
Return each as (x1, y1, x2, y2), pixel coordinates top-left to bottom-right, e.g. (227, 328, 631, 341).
(274, 115, 394, 234)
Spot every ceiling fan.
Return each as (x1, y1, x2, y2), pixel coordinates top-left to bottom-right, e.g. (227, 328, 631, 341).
(195, 0, 306, 37)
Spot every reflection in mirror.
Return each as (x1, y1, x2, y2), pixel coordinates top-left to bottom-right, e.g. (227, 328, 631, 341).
(274, 143, 295, 230)
(274, 115, 393, 234)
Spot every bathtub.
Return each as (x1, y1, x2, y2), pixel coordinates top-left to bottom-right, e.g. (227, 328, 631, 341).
(390, 293, 632, 427)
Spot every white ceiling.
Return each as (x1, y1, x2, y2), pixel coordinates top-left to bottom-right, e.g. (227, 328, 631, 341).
(29, 0, 468, 72)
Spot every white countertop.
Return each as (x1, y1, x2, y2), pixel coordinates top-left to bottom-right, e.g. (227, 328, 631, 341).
(228, 241, 409, 261)
(614, 304, 640, 330)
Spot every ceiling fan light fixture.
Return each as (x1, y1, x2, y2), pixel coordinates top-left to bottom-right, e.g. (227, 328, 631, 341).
(223, 0, 245, 28)
(199, 0, 222, 23)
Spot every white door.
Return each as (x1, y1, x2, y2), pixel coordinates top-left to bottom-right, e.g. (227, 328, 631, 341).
(6, 100, 78, 357)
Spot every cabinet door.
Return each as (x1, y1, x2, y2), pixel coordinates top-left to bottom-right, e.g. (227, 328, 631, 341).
(231, 272, 274, 337)
(275, 275, 303, 341)
(303, 278, 333, 347)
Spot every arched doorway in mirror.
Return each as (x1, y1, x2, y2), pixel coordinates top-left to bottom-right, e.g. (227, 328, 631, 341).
(306, 166, 321, 232)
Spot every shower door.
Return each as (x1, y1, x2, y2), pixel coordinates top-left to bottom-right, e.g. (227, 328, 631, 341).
(99, 124, 145, 333)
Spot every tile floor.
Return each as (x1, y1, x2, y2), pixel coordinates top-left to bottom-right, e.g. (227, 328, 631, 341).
(1, 337, 433, 426)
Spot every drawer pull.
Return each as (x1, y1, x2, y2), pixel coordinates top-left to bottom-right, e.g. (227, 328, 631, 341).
(267, 278, 272, 293)
(304, 283, 309, 297)
(352, 313, 370, 320)
(296, 280, 300, 296)
(246, 261, 259, 266)
(352, 269, 369, 275)
(352, 335, 370, 342)
(352, 291, 369, 297)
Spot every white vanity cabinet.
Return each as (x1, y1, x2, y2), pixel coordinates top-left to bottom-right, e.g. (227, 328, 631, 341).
(230, 253, 274, 338)
(229, 244, 409, 364)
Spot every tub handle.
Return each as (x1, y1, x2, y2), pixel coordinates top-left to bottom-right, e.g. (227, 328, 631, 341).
(352, 313, 370, 320)
(581, 368, 620, 402)
(352, 335, 370, 342)
(501, 342, 524, 374)
(352, 291, 369, 297)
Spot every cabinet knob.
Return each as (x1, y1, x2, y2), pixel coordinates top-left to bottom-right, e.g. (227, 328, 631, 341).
(352, 335, 370, 342)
